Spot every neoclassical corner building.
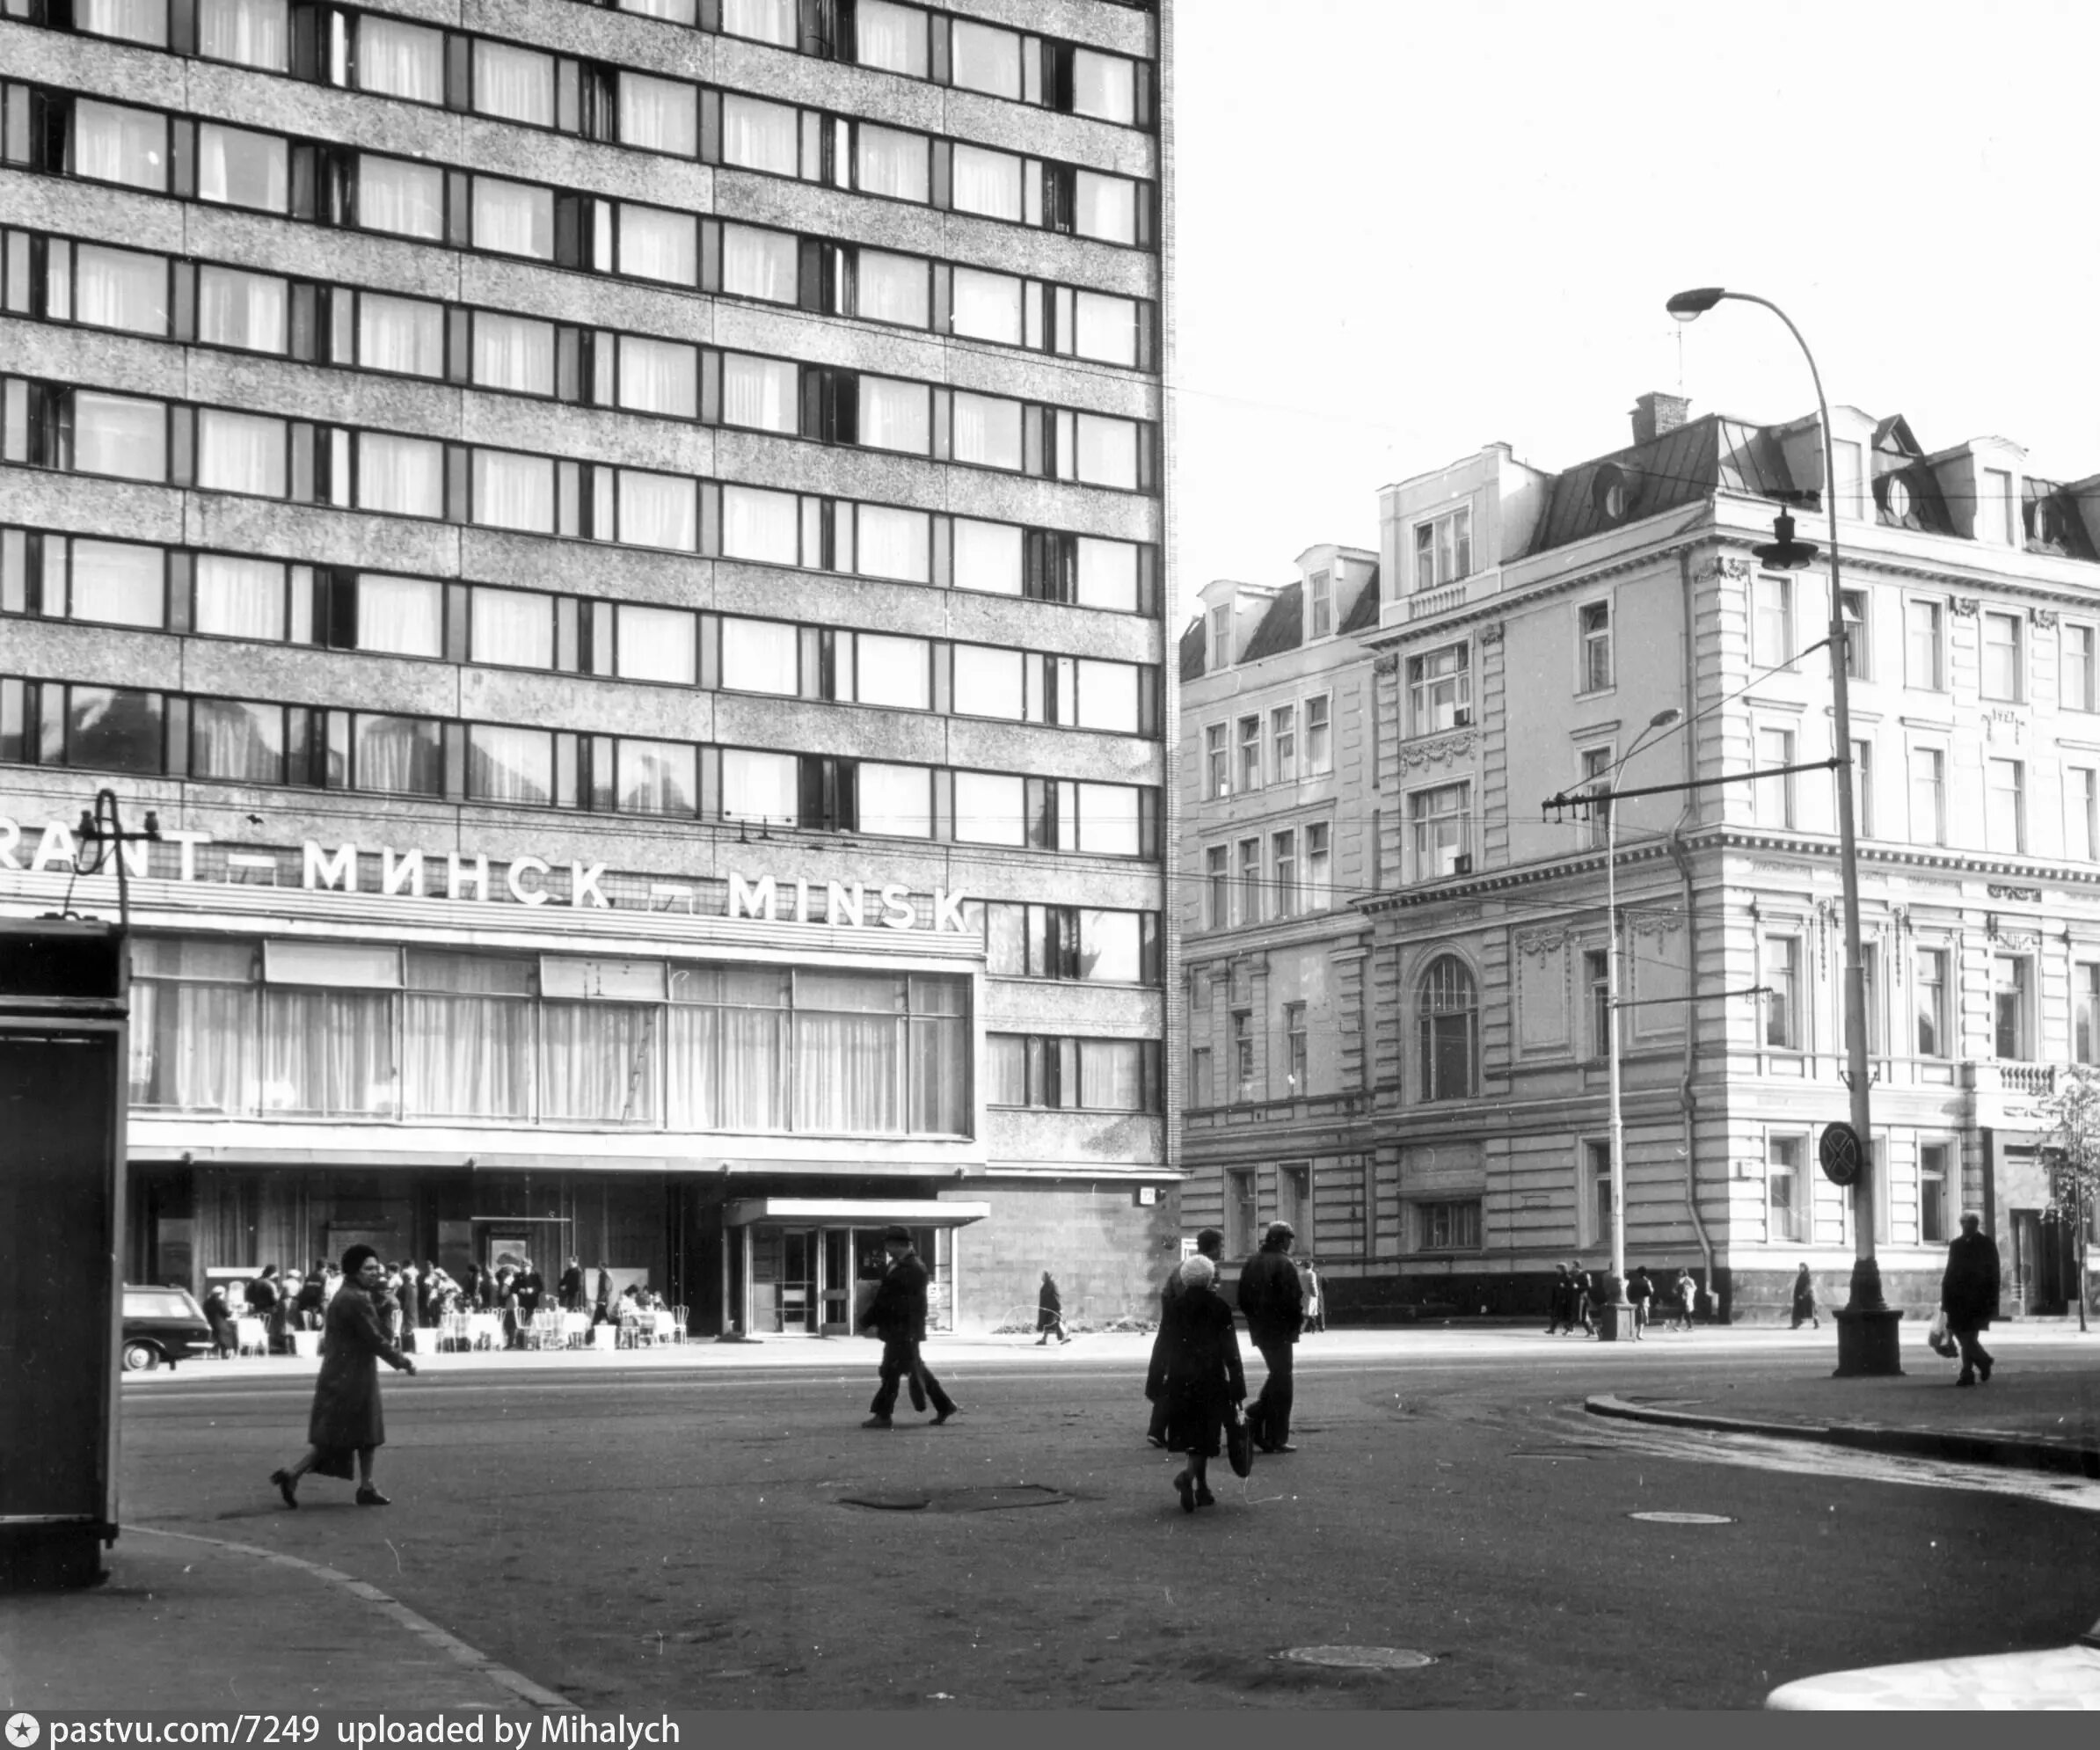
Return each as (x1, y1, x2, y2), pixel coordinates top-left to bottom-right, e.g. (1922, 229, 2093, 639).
(1182, 392, 2098, 1321)
(0, 0, 1176, 1334)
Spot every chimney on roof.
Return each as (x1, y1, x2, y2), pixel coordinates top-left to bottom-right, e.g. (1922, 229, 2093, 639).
(1631, 392, 1690, 447)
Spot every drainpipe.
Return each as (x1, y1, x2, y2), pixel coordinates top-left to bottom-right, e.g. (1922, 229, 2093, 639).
(1673, 550, 1717, 1302)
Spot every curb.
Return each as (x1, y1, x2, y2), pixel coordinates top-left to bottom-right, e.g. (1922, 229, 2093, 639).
(1585, 1394, 2100, 1478)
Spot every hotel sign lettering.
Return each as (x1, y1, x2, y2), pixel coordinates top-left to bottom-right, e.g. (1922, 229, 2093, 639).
(0, 818, 968, 933)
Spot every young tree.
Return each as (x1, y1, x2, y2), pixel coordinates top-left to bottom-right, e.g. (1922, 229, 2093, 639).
(2033, 1066, 2100, 1331)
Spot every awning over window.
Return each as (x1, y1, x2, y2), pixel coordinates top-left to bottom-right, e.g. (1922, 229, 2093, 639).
(723, 1198, 991, 1229)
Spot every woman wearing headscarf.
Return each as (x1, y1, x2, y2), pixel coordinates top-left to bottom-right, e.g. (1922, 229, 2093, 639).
(268, 1244, 417, 1509)
(1035, 1272, 1069, 1345)
(1790, 1262, 1820, 1331)
(1143, 1254, 1246, 1513)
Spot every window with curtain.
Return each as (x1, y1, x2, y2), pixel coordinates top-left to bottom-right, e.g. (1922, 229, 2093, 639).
(60, 686, 164, 772)
(854, 505, 930, 583)
(73, 244, 167, 335)
(352, 712, 441, 795)
(619, 72, 697, 155)
(359, 16, 446, 103)
(854, 250, 929, 326)
(667, 966, 789, 1133)
(951, 19, 1022, 96)
(1076, 537, 1139, 611)
(1074, 291, 1138, 366)
(194, 122, 288, 212)
(471, 450, 556, 534)
(353, 575, 444, 657)
(855, 0, 928, 76)
(854, 633, 930, 710)
(950, 144, 1022, 220)
(955, 771, 1024, 845)
(403, 952, 535, 1120)
(857, 763, 932, 839)
(1418, 957, 1478, 1100)
(193, 554, 285, 639)
(190, 696, 284, 784)
(722, 354, 798, 433)
(617, 337, 698, 417)
(617, 204, 698, 285)
(954, 520, 1022, 595)
(260, 984, 399, 1117)
(722, 486, 800, 565)
(855, 125, 928, 201)
(617, 470, 697, 551)
(358, 294, 444, 376)
(616, 740, 697, 815)
(722, 96, 801, 175)
(72, 100, 169, 191)
(1080, 1040, 1146, 1111)
(719, 618, 798, 695)
(467, 724, 553, 806)
(722, 748, 798, 824)
(470, 587, 553, 668)
(857, 376, 930, 454)
(908, 976, 968, 1134)
(357, 156, 445, 239)
(951, 267, 1023, 343)
(722, 0, 796, 43)
(984, 1033, 1028, 1106)
(616, 605, 697, 684)
(721, 225, 797, 302)
(953, 645, 1023, 720)
(952, 393, 1022, 470)
(1075, 413, 1139, 490)
(77, 0, 169, 47)
(72, 391, 166, 480)
(197, 0, 287, 69)
(618, 0, 696, 18)
(1076, 171, 1139, 244)
(472, 40, 554, 125)
(473, 178, 554, 259)
(1072, 49, 1136, 123)
(1076, 660, 1139, 733)
(792, 972, 905, 1134)
(1077, 784, 1140, 857)
(68, 539, 164, 627)
(1078, 911, 1143, 983)
(471, 311, 556, 394)
(196, 408, 287, 497)
(197, 265, 287, 352)
(355, 433, 443, 517)
(129, 938, 259, 1112)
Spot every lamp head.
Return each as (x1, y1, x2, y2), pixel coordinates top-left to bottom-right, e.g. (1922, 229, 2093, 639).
(1648, 707, 1683, 729)
(1752, 510, 1819, 571)
(1666, 287, 1726, 321)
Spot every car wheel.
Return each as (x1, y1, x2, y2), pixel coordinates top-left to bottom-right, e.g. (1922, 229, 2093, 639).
(121, 1341, 161, 1372)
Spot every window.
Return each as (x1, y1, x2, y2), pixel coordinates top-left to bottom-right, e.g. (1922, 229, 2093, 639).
(1271, 828, 1297, 919)
(1236, 838, 1260, 927)
(1986, 757, 2025, 854)
(950, 143, 1023, 221)
(1584, 947, 1611, 1059)
(2072, 768, 2099, 863)
(1919, 1141, 1951, 1243)
(1070, 47, 1139, 123)
(722, 0, 796, 43)
(70, 99, 169, 191)
(854, 124, 928, 201)
(1586, 1138, 1615, 1247)
(619, 72, 697, 156)
(1418, 957, 1477, 1101)
(721, 224, 798, 303)
(1074, 171, 1140, 244)
(1224, 1169, 1257, 1258)
(2067, 625, 2097, 713)
(1208, 602, 1232, 670)
(1418, 1199, 1481, 1252)
(854, 249, 930, 327)
(1848, 738, 1874, 838)
(1768, 1135, 1808, 1243)
(1982, 610, 2024, 702)
(1914, 946, 1949, 1058)
(360, 293, 444, 377)
(722, 95, 800, 176)
(197, 121, 288, 212)
(193, 554, 284, 639)
(355, 433, 443, 518)
(1412, 507, 1471, 591)
(1206, 845, 1229, 929)
(855, 2, 929, 76)
(1410, 783, 1469, 879)
(473, 177, 554, 259)
(1282, 1003, 1308, 1093)
(1305, 696, 1332, 774)
(56, 538, 164, 627)
(349, 712, 441, 796)
(1580, 747, 1613, 849)
(1073, 290, 1138, 366)
(74, 390, 168, 481)
(1270, 704, 1297, 785)
(617, 205, 696, 285)
(1236, 714, 1261, 791)
(858, 375, 931, 454)
(1204, 724, 1228, 799)
(1754, 726, 1795, 828)
(1908, 746, 1946, 845)
(196, 408, 286, 497)
(76, 0, 170, 47)
(1579, 601, 1612, 692)
(854, 505, 930, 583)
(614, 605, 697, 686)
(1189, 1045, 1213, 1110)
(361, 16, 446, 102)
(1993, 954, 2031, 1060)
(197, 265, 286, 352)
(1753, 574, 1792, 671)
(470, 587, 554, 669)
(1231, 1010, 1254, 1100)
(357, 156, 446, 240)
(1408, 643, 1470, 735)
(1763, 935, 1801, 1051)
(466, 724, 553, 806)
(1906, 599, 1944, 690)
(615, 740, 696, 815)
(2078, 964, 2100, 1064)
(1841, 587, 1869, 680)
(1305, 823, 1331, 909)
(69, 243, 168, 335)
(1860, 939, 1885, 1056)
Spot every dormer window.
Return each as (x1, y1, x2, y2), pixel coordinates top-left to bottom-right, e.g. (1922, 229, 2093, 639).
(1412, 507, 1472, 593)
(1309, 570, 1332, 638)
(1209, 602, 1231, 669)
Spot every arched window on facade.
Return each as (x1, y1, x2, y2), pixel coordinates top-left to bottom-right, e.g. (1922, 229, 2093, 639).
(1418, 955, 1477, 1101)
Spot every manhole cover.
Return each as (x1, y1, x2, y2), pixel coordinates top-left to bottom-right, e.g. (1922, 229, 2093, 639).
(838, 1485, 1070, 1513)
(1275, 1646, 1437, 1671)
(1628, 1511, 1735, 1525)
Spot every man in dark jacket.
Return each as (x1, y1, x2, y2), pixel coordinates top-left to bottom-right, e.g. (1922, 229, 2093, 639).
(558, 1258, 586, 1314)
(1237, 1221, 1304, 1453)
(1545, 1263, 1574, 1335)
(1148, 1229, 1224, 1446)
(857, 1226, 957, 1428)
(1941, 1211, 2002, 1386)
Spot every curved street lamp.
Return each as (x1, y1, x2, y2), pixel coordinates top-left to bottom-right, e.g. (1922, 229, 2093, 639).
(1666, 287, 1902, 1375)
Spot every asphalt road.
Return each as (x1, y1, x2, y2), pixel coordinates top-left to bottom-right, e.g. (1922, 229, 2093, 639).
(116, 1340, 2100, 1710)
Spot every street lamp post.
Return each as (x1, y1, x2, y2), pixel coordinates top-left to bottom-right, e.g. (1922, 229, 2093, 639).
(1598, 707, 1682, 1342)
(1665, 287, 1903, 1375)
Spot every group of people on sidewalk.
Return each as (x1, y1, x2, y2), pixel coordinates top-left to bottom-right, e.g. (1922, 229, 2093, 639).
(1547, 1263, 1702, 1337)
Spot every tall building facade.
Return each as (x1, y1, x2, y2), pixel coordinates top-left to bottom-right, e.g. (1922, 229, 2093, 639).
(0, 0, 1175, 1334)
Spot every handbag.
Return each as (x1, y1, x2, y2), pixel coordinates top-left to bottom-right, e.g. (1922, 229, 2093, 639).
(1224, 1402, 1253, 1479)
(1927, 1308, 1957, 1358)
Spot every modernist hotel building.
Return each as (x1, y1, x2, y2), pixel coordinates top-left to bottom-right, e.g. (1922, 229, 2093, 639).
(0, 0, 1175, 1334)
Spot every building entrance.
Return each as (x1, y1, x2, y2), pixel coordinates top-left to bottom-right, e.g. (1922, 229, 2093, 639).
(723, 1197, 989, 1336)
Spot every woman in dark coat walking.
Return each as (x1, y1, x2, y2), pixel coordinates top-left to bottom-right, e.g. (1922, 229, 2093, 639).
(1790, 1263, 1820, 1330)
(1143, 1255, 1246, 1513)
(269, 1245, 416, 1508)
(1035, 1272, 1069, 1345)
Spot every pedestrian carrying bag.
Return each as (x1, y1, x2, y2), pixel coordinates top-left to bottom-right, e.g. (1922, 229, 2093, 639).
(1224, 1403, 1253, 1479)
(1927, 1308, 1957, 1358)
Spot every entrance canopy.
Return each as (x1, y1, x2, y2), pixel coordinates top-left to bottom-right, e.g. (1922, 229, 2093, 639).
(723, 1198, 991, 1229)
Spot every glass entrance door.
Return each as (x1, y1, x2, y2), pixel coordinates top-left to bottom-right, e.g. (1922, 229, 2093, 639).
(821, 1230, 852, 1332)
(779, 1228, 817, 1333)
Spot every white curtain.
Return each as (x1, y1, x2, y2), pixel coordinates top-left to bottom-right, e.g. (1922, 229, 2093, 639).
(259, 989, 397, 1117)
(1071, 48, 1136, 124)
(854, 1, 927, 76)
(985, 1038, 1032, 1108)
(722, 226, 796, 302)
(473, 178, 553, 259)
(720, 619, 798, 696)
(952, 645, 1022, 719)
(355, 575, 444, 656)
(1076, 536, 1138, 611)
(1076, 171, 1138, 244)
(954, 772, 1024, 846)
(193, 555, 286, 638)
(950, 144, 1022, 220)
(197, 408, 287, 496)
(472, 450, 555, 534)
(353, 713, 441, 794)
(359, 294, 444, 376)
(197, 266, 285, 352)
(854, 633, 929, 710)
(617, 205, 697, 286)
(615, 740, 696, 814)
(1075, 413, 1139, 490)
(73, 100, 167, 191)
(855, 126, 928, 201)
(618, 72, 697, 155)
(130, 979, 258, 1112)
(1076, 783, 1140, 857)
(472, 312, 555, 394)
(722, 0, 796, 46)
(857, 763, 932, 839)
(403, 989, 534, 1119)
(69, 540, 163, 627)
(357, 156, 445, 239)
(952, 392, 1021, 470)
(356, 434, 443, 517)
(361, 17, 446, 103)
(854, 251, 928, 326)
(468, 725, 552, 805)
(1078, 910, 1143, 983)
(1076, 659, 1139, 733)
(616, 605, 696, 683)
(472, 40, 554, 124)
(617, 470, 696, 551)
(951, 267, 1022, 343)
(619, 0, 696, 20)
(857, 377, 930, 454)
(794, 1010, 902, 1134)
(952, 519, 1022, 595)
(722, 486, 800, 565)
(721, 748, 798, 823)
(1080, 1041, 1145, 1111)
(74, 244, 166, 334)
(72, 391, 165, 481)
(855, 506, 929, 583)
(191, 697, 283, 783)
(1074, 290, 1137, 366)
(667, 996, 789, 1132)
(470, 587, 553, 667)
(197, 0, 288, 70)
(950, 20, 1021, 97)
(540, 1004, 659, 1124)
(79, 0, 168, 47)
(909, 1010, 969, 1134)
(618, 338, 698, 417)
(722, 355, 797, 433)
(723, 97, 800, 175)
(197, 123, 287, 211)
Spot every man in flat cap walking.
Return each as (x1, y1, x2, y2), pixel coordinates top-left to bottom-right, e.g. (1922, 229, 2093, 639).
(858, 1225, 958, 1428)
(1237, 1221, 1304, 1453)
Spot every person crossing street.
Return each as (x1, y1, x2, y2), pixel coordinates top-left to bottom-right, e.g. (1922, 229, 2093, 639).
(858, 1226, 958, 1428)
(1236, 1221, 1304, 1454)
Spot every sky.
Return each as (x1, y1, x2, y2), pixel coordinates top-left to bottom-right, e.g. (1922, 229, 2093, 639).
(1168, 0, 2100, 623)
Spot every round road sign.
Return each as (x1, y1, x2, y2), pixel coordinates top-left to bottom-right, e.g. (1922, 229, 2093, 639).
(1819, 1121, 1863, 1187)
